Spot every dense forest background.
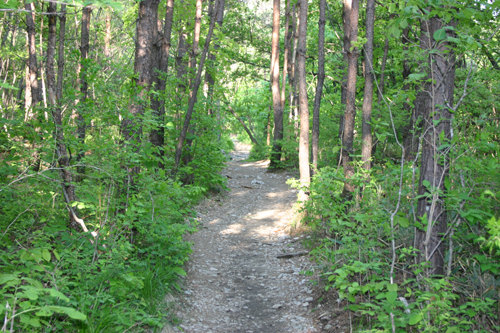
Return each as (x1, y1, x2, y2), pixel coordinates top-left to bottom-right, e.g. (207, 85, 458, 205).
(0, 0, 499, 331)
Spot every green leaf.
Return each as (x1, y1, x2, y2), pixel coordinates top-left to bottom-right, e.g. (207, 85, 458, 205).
(386, 291, 397, 303)
(444, 177, 451, 191)
(396, 216, 409, 228)
(49, 289, 70, 302)
(35, 307, 54, 317)
(20, 316, 41, 328)
(433, 28, 447, 41)
(171, 267, 187, 276)
(42, 249, 51, 262)
(422, 180, 431, 187)
(409, 313, 423, 325)
(48, 306, 86, 320)
(53, 250, 60, 261)
(387, 283, 398, 292)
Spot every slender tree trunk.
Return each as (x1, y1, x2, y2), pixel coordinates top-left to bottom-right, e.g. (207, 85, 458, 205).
(414, 16, 456, 277)
(122, 0, 160, 186)
(361, 0, 374, 171)
(56, 4, 66, 101)
(204, 0, 225, 116)
(292, 6, 300, 136)
(190, 0, 202, 70)
(104, 11, 111, 57)
(150, 0, 175, 167)
(174, 0, 219, 169)
(288, 4, 297, 137)
(341, 0, 359, 199)
(76, 6, 91, 181)
(47, 2, 83, 231)
(297, 0, 309, 201)
(281, 0, 290, 108)
(311, 0, 325, 174)
(24, 1, 39, 115)
(269, 0, 283, 168)
(338, 2, 350, 147)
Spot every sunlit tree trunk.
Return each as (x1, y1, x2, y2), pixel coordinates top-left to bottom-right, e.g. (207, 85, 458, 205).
(414, 16, 456, 277)
(341, 0, 359, 200)
(269, 0, 283, 168)
(311, 0, 325, 175)
(297, 0, 309, 201)
(24, 0, 39, 117)
(205, 0, 225, 116)
(281, 0, 290, 109)
(104, 11, 111, 57)
(361, 0, 374, 171)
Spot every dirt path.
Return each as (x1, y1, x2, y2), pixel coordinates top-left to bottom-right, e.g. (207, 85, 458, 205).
(170, 142, 321, 333)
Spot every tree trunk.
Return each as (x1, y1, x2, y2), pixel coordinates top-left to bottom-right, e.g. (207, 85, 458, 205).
(47, 2, 83, 231)
(174, 0, 219, 169)
(341, 0, 359, 199)
(24, 0, 39, 115)
(204, 0, 225, 116)
(190, 0, 202, 70)
(414, 16, 456, 277)
(104, 11, 111, 57)
(56, 4, 66, 101)
(297, 0, 310, 200)
(281, 0, 291, 108)
(122, 0, 160, 186)
(76, 6, 91, 181)
(311, 0, 325, 175)
(150, 0, 175, 167)
(361, 0, 374, 171)
(269, 0, 283, 168)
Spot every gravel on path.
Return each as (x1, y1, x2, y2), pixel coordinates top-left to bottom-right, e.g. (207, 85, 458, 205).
(169, 142, 321, 333)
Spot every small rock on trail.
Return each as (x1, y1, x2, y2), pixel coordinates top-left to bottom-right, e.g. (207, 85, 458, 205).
(169, 142, 321, 333)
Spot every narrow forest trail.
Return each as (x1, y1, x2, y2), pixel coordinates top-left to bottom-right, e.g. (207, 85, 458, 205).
(169, 141, 322, 333)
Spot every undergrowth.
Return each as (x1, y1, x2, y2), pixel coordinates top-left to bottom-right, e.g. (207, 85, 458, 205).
(295, 139, 500, 332)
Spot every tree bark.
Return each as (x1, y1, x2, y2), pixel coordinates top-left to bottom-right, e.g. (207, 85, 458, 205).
(150, 0, 175, 167)
(174, 0, 219, 169)
(76, 6, 91, 181)
(56, 4, 66, 101)
(414, 16, 456, 277)
(104, 11, 111, 57)
(122, 0, 160, 185)
(341, 0, 359, 199)
(47, 2, 82, 231)
(204, 0, 225, 116)
(311, 0, 325, 174)
(297, 0, 310, 201)
(361, 0, 374, 171)
(269, 0, 283, 168)
(281, 0, 291, 108)
(24, 0, 39, 116)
